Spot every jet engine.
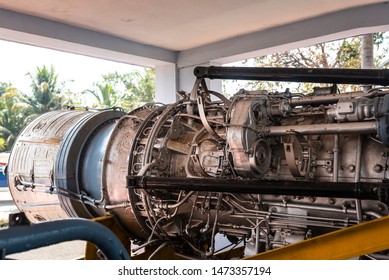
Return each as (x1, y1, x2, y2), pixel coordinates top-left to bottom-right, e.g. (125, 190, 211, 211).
(7, 66, 389, 259)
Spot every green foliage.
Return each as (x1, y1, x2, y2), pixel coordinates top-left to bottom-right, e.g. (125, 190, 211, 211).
(224, 32, 388, 95)
(0, 64, 155, 151)
(23, 65, 63, 116)
(59, 89, 84, 108)
(119, 68, 155, 111)
(83, 68, 155, 112)
(373, 32, 385, 45)
(83, 83, 118, 108)
(0, 88, 29, 151)
(0, 82, 12, 96)
(0, 65, 66, 151)
(337, 37, 361, 69)
(0, 138, 5, 151)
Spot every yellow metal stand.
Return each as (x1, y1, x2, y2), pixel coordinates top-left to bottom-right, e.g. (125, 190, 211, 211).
(245, 215, 389, 260)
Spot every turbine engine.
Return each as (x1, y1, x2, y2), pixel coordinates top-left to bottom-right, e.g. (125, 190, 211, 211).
(7, 66, 389, 259)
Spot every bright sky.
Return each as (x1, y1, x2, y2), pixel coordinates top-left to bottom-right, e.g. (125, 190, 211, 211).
(0, 39, 144, 94)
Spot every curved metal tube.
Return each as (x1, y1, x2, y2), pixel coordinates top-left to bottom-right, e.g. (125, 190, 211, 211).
(0, 219, 130, 260)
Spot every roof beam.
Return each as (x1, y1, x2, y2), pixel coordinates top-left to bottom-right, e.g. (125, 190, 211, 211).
(177, 2, 389, 68)
(1, 3, 388, 69)
(0, 8, 177, 67)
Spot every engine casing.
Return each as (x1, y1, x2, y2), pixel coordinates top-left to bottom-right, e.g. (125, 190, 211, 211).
(8, 67, 389, 259)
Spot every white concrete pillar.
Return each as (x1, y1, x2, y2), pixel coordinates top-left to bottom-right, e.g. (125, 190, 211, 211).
(155, 63, 177, 104)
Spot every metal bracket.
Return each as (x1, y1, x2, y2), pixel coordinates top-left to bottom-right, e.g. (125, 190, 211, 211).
(282, 133, 312, 178)
(197, 93, 224, 142)
(8, 212, 30, 227)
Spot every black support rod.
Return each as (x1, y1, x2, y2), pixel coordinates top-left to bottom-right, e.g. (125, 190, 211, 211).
(194, 66, 389, 86)
(128, 176, 387, 201)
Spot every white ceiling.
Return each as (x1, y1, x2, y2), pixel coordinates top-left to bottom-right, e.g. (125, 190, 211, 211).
(0, 0, 385, 51)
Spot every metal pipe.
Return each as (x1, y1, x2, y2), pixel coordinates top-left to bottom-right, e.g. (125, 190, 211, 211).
(230, 212, 357, 225)
(266, 121, 377, 136)
(355, 135, 363, 223)
(288, 91, 379, 107)
(333, 134, 340, 183)
(367, 253, 389, 260)
(364, 210, 383, 219)
(0, 219, 130, 260)
(128, 176, 383, 200)
(355, 135, 363, 183)
(262, 201, 357, 214)
(254, 219, 260, 254)
(194, 66, 389, 86)
(288, 89, 386, 107)
(148, 241, 169, 260)
(227, 199, 358, 224)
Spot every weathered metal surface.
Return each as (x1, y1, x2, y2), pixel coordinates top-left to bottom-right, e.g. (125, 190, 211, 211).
(7, 67, 389, 260)
(103, 107, 159, 240)
(8, 109, 123, 223)
(8, 110, 90, 222)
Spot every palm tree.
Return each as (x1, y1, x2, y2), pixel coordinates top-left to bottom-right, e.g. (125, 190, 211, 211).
(83, 69, 155, 111)
(83, 83, 119, 109)
(22, 65, 63, 120)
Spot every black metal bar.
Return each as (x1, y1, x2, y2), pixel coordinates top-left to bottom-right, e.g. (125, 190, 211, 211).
(128, 176, 384, 201)
(194, 66, 389, 86)
(0, 218, 130, 260)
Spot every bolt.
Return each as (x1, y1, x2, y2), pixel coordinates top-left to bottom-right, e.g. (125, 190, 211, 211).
(308, 197, 316, 203)
(374, 164, 384, 173)
(328, 198, 336, 205)
(376, 204, 384, 211)
(347, 165, 355, 172)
